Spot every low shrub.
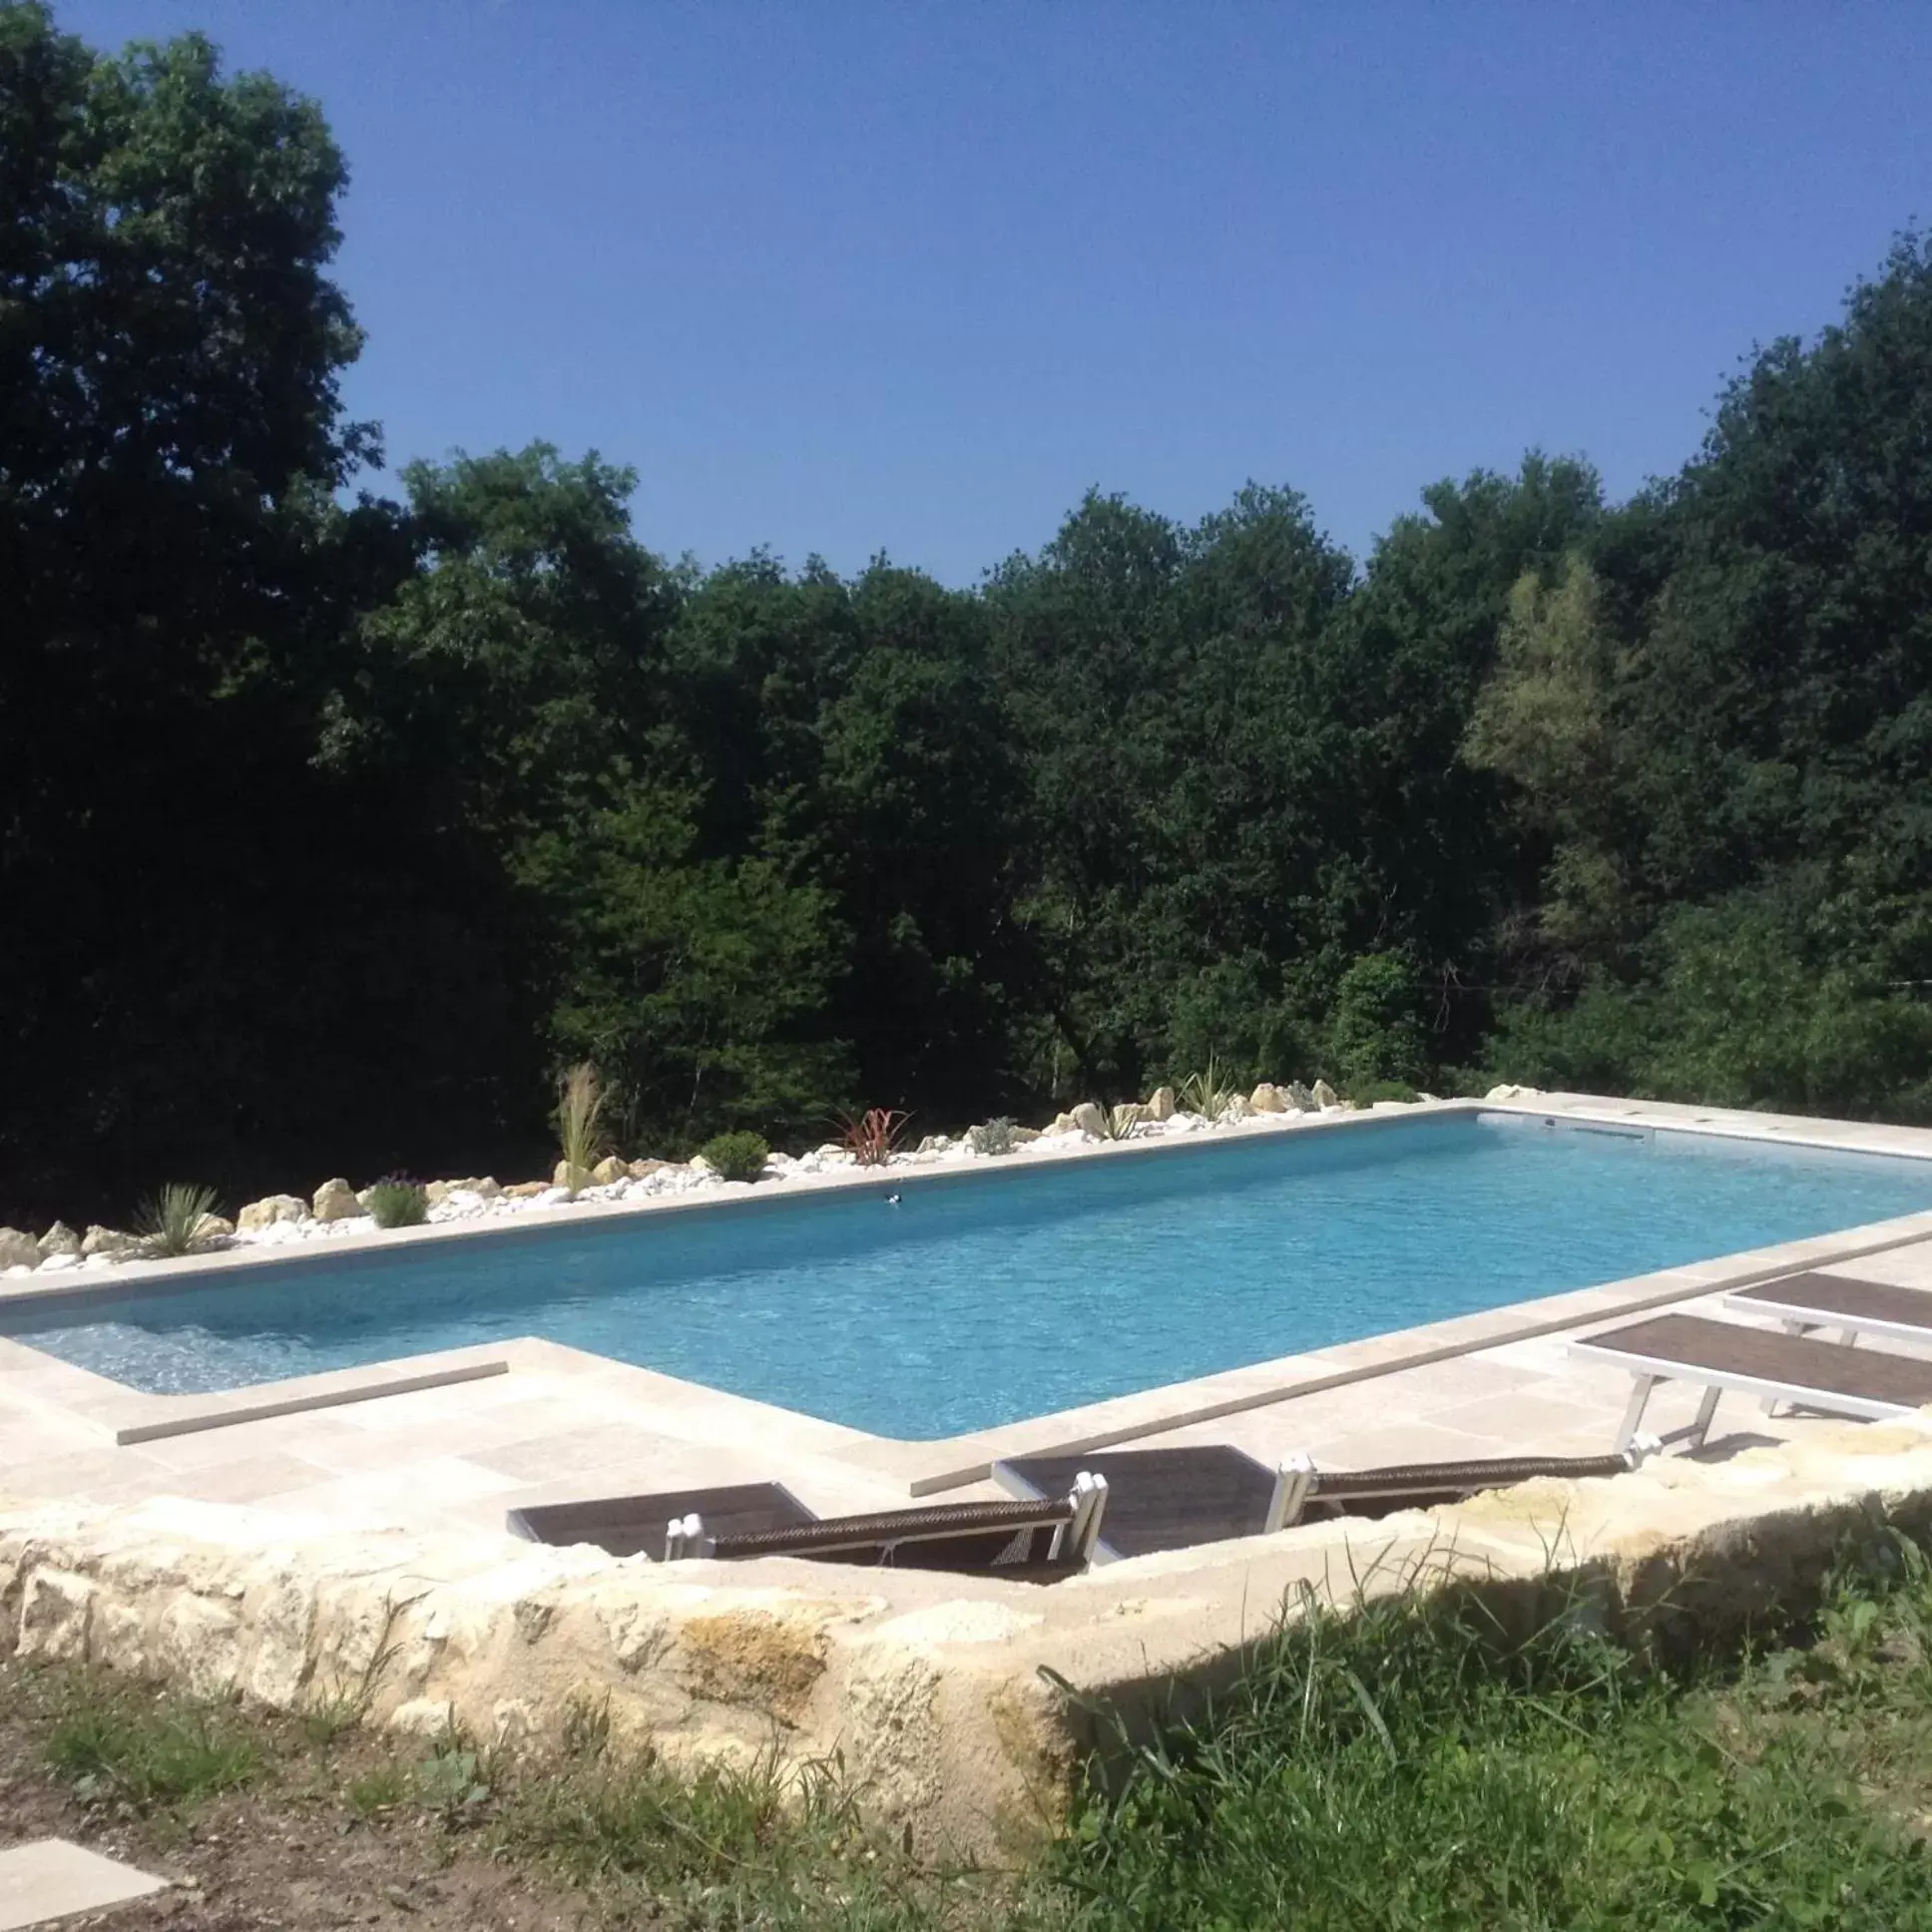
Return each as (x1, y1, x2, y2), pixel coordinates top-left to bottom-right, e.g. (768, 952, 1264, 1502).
(968, 1116, 1019, 1156)
(134, 1182, 219, 1257)
(366, 1176, 429, 1228)
(1345, 1079, 1420, 1106)
(698, 1131, 770, 1183)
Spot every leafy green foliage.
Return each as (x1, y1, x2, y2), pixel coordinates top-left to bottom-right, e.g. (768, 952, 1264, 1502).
(365, 1177, 428, 1228)
(134, 1182, 220, 1257)
(697, 1131, 770, 1183)
(7, 0, 1932, 1226)
(1328, 950, 1431, 1089)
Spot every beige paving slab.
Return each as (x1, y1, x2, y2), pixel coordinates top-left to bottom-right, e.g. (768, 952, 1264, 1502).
(0, 1839, 166, 1930)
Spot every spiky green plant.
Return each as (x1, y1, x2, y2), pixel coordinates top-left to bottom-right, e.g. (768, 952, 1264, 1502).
(1178, 1056, 1240, 1122)
(1096, 1102, 1145, 1142)
(134, 1183, 220, 1258)
(556, 1062, 609, 1177)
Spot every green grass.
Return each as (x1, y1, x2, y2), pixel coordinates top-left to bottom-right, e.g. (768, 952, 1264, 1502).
(43, 1682, 261, 1809)
(1047, 1547, 1932, 1930)
(12, 1539, 1932, 1928)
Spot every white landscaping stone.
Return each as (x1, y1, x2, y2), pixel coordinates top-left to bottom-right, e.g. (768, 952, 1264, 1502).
(0, 1228, 40, 1270)
(36, 1220, 81, 1257)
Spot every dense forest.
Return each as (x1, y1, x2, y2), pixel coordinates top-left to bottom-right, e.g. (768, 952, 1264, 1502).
(6, 1, 1932, 1224)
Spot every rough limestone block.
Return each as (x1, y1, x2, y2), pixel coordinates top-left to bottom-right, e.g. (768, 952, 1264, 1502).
(311, 1178, 362, 1222)
(237, 1194, 306, 1230)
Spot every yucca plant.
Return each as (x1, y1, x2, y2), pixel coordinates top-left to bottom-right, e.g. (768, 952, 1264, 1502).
(836, 1107, 910, 1168)
(1178, 1056, 1240, 1123)
(556, 1062, 609, 1179)
(366, 1176, 429, 1228)
(135, 1183, 220, 1258)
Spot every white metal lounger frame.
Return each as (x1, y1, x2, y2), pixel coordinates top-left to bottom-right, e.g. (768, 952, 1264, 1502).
(1570, 1332, 1932, 1453)
(666, 1471, 1112, 1567)
(1718, 1285, 1932, 1417)
(1262, 1441, 1660, 1529)
(1719, 1289, 1906, 1348)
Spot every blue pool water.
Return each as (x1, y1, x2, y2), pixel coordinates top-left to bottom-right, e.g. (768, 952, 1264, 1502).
(8, 1114, 1932, 1437)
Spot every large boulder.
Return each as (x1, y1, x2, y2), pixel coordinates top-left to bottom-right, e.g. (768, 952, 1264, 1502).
(81, 1224, 137, 1257)
(194, 1213, 236, 1242)
(1069, 1101, 1107, 1138)
(37, 1221, 82, 1257)
(0, 1228, 41, 1270)
(1311, 1079, 1340, 1110)
(503, 1181, 551, 1200)
(628, 1159, 668, 1181)
(237, 1195, 305, 1232)
(553, 1160, 593, 1195)
(311, 1179, 363, 1223)
(1248, 1083, 1287, 1114)
(590, 1156, 629, 1187)
(1145, 1086, 1176, 1123)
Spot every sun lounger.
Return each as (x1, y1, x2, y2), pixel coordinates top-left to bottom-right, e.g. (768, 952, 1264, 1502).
(993, 1441, 1650, 1559)
(506, 1480, 813, 1559)
(510, 1474, 1110, 1578)
(1570, 1311, 1932, 1452)
(1723, 1271, 1932, 1348)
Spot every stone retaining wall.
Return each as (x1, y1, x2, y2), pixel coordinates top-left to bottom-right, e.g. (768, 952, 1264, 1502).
(7, 1413, 1932, 1857)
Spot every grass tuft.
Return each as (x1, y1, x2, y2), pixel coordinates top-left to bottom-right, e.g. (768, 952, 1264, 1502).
(133, 1182, 220, 1258)
(556, 1061, 609, 1177)
(45, 1686, 260, 1809)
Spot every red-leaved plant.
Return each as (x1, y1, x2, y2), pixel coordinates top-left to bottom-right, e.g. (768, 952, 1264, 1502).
(837, 1107, 910, 1167)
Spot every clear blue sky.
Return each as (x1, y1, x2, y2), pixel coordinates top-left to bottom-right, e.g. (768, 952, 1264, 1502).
(57, 0, 1932, 583)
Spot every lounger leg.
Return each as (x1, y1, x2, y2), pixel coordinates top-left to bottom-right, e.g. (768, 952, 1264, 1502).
(1616, 1373, 1659, 1452)
(1838, 1327, 1857, 1348)
(1688, 1384, 1722, 1453)
(1266, 1453, 1316, 1532)
(1766, 1321, 1804, 1413)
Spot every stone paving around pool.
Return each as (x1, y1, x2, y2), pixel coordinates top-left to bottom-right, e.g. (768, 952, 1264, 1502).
(6, 1093, 1932, 1533)
(9, 1092, 1932, 1857)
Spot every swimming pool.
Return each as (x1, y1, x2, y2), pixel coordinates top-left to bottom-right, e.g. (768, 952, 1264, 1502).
(8, 1113, 1932, 1436)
